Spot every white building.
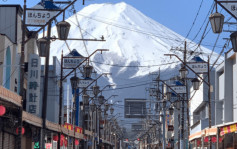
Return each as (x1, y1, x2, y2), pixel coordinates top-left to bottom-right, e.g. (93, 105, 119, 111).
(214, 49, 237, 148)
(189, 56, 215, 139)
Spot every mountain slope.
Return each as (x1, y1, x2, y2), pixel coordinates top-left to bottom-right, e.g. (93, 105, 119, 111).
(47, 2, 223, 124)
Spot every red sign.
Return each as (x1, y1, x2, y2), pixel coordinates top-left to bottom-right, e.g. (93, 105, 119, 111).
(204, 137, 209, 143)
(64, 123, 73, 130)
(75, 126, 83, 133)
(211, 136, 217, 143)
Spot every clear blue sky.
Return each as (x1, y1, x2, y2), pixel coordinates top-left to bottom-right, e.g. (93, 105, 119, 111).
(1, 0, 232, 53)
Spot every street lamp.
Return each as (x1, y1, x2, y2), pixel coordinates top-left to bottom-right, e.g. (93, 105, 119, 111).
(83, 64, 93, 78)
(82, 94, 90, 105)
(98, 95, 105, 105)
(166, 91, 172, 101)
(209, 12, 225, 34)
(56, 20, 71, 40)
(92, 84, 100, 97)
(110, 107, 114, 115)
(104, 112, 108, 119)
(90, 103, 96, 112)
(230, 31, 237, 52)
(37, 37, 49, 57)
(70, 75, 79, 89)
(179, 66, 188, 79)
(104, 103, 109, 111)
(191, 78, 200, 90)
(169, 107, 174, 115)
(162, 100, 166, 109)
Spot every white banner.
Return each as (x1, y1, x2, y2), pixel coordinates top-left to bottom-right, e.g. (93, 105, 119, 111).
(218, 1, 237, 18)
(187, 62, 208, 73)
(26, 10, 58, 26)
(63, 58, 85, 68)
(78, 79, 94, 88)
(170, 86, 186, 94)
(26, 54, 41, 116)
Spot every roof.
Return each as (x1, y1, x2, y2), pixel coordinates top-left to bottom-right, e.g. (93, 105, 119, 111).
(70, 49, 84, 57)
(189, 55, 205, 63)
(35, 0, 60, 10)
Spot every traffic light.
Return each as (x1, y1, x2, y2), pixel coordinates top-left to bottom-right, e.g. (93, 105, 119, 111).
(137, 138, 140, 141)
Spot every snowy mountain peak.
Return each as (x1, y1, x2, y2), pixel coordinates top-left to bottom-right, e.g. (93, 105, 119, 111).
(49, 2, 222, 79)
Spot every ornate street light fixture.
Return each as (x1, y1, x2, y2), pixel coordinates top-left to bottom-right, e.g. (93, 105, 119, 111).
(104, 112, 108, 119)
(162, 100, 166, 109)
(56, 21, 71, 40)
(104, 103, 109, 111)
(179, 66, 188, 79)
(92, 85, 100, 97)
(230, 31, 237, 52)
(110, 107, 114, 115)
(209, 12, 225, 34)
(98, 95, 105, 105)
(70, 75, 79, 89)
(191, 78, 200, 90)
(90, 103, 96, 112)
(83, 64, 93, 78)
(37, 38, 49, 57)
(166, 91, 172, 101)
(169, 107, 174, 115)
(82, 94, 90, 105)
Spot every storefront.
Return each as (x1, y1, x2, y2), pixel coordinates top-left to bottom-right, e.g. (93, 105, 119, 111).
(189, 122, 237, 149)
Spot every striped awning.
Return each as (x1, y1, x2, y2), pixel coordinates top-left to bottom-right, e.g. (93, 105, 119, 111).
(220, 123, 237, 136)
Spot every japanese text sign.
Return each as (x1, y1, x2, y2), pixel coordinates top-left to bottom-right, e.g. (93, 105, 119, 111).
(26, 10, 58, 26)
(26, 54, 41, 115)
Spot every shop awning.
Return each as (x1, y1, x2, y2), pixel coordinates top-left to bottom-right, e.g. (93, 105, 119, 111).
(189, 130, 205, 141)
(189, 127, 217, 141)
(220, 123, 237, 136)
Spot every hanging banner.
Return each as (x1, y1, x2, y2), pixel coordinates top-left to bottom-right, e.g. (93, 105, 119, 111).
(170, 86, 186, 94)
(216, 0, 237, 19)
(26, 10, 58, 26)
(187, 62, 208, 73)
(26, 54, 41, 116)
(78, 79, 94, 88)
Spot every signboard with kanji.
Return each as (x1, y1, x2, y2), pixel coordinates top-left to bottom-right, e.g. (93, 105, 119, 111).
(26, 10, 58, 26)
(170, 86, 186, 94)
(63, 58, 85, 68)
(78, 79, 94, 88)
(216, 0, 237, 19)
(187, 62, 208, 73)
(26, 54, 41, 116)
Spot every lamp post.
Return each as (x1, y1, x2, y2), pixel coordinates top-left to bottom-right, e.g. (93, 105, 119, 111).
(70, 72, 80, 149)
(210, 1, 237, 52)
(156, 78, 186, 149)
(165, 48, 212, 149)
(59, 51, 108, 149)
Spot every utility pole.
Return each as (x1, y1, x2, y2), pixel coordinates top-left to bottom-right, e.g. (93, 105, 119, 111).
(208, 57, 212, 149)
(180, 41, 187, 149)
(18, 0, 27, 148)
(41, 20, 52, 149)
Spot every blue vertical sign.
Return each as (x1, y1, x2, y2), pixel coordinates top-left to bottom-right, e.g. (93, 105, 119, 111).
(72, 88, 80, 126)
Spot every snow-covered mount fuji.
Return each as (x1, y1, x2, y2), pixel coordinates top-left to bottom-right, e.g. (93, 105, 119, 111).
(48, 2, 222, 121)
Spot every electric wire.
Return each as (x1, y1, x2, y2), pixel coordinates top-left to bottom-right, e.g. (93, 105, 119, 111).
(185, 0, 204, 39)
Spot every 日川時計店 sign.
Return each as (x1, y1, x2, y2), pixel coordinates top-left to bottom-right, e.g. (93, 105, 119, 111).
(26, 10, 58, 26)
(187, 62, 208, 73)
(26, 54, 41, 116)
